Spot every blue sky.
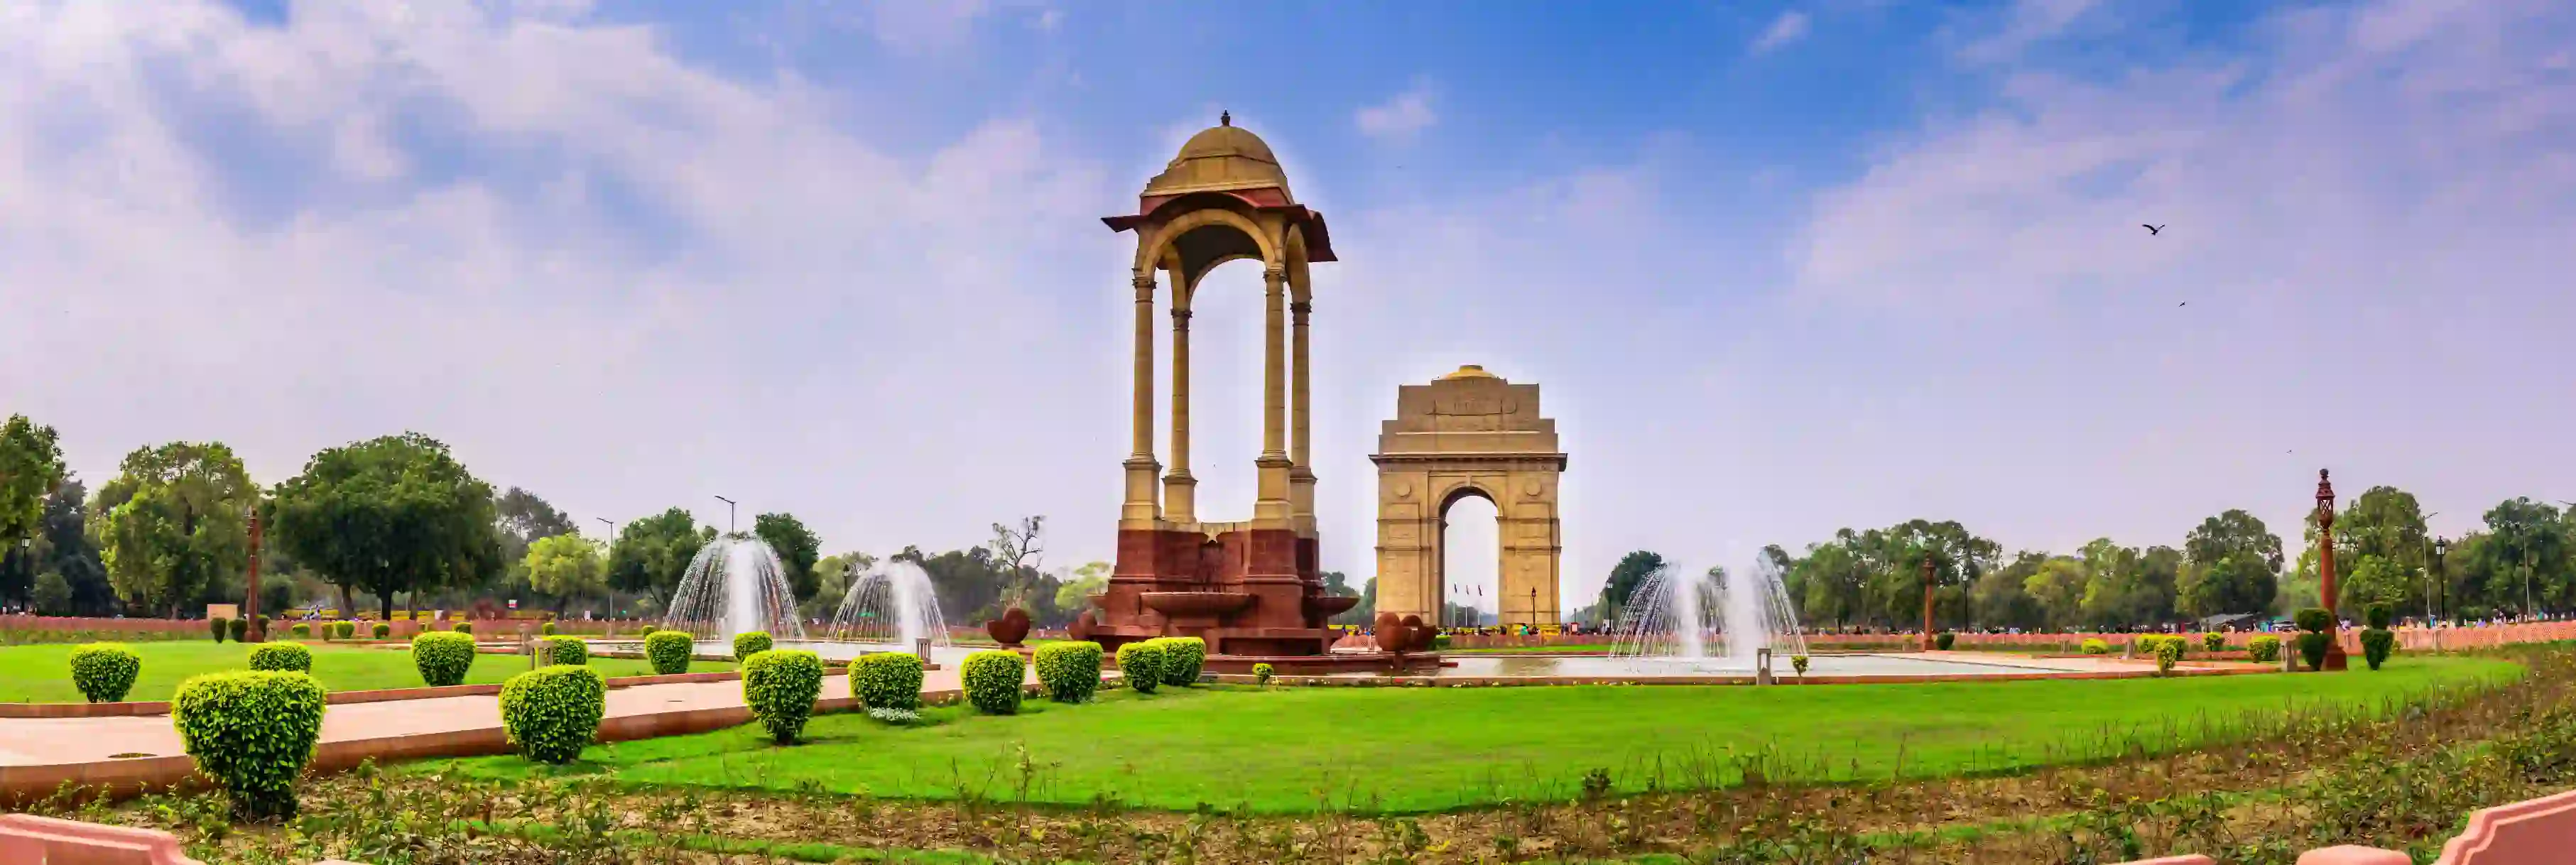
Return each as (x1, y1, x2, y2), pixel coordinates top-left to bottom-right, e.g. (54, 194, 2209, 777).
(4, 0, 2571, 611)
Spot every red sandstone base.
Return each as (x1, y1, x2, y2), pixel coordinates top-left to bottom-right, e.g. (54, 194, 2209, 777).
(1079, 526, 1357, 658)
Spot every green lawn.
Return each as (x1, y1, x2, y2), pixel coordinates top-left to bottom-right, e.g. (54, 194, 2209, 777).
(423, 655, 2518, 814)
(0, 641, 731, 703)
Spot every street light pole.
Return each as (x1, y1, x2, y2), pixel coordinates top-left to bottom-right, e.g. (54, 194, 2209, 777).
(714, 496, 737, 535)
(244, 502, 265, 643)
(2430, 537, 2447, 650)
(596, 516, 617, 619)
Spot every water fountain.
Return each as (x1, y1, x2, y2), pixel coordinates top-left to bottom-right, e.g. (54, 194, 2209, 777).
(823, 560, 952, 651)
(661, 533, 807, 641)
(1609, 560, 1808, 668)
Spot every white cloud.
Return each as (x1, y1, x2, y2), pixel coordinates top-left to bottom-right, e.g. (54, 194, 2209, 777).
(1354, 85, 1437, 143)
(1751, 11, 1812, 54)
(1957, 0, 2101, 63)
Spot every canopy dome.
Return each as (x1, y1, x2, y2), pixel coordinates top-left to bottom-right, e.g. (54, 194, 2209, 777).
(1143, 113, 1294, 200)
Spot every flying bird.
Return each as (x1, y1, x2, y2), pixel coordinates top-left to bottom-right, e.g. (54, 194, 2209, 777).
(2143, 224, 2165, 235)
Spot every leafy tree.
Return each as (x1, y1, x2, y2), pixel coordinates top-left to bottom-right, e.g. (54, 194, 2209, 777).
(266, 433, 503, 619)
(2023, 556, 2088, 629)
(494, 487, 578, 597)
(93, 442, 256, 618)
(2339, 553, 2413, 614)
(607, 508, 714, 599)
(0, 414, 67, 548)
(1972, 551, 2047, 629)
(32, 570, 72, 614)
(1054, 560, 1109, 613)
(2339, 486, 2430, 575)
(2482, 497, 2570, 616)
(1333, 574, 1378, 626)
(804, 550, 879, 618)
(522, 534, 607, 604)
(2180, 509, 2283, 617)
(753, 513, 823, 603)
(1787, 542, 1866, 628)
(37, 479, 112, 614)
(1596, 550, 1667, 617)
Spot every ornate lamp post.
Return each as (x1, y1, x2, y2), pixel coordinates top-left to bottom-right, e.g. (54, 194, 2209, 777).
(2315, 469, 2347, 670)
(1920, 555, 1938, 651)
(244, 501, 265, 643)
(2430, 536, 2448, 650)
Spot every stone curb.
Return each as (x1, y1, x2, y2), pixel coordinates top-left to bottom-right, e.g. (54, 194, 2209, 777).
(0, 670, 758, 719)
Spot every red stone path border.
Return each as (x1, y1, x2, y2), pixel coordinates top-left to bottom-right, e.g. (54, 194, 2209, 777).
(1226, 661, 2271, 689)
(0, 812, 207, 864)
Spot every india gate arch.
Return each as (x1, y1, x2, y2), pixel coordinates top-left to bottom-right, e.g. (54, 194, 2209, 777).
(1079, 112, 1358, 661)
(1372, 366, 1567, 627)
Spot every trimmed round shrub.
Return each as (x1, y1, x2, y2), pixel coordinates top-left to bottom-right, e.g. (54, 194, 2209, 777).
(411, 631, 477, 687)
(2297, 631, 2333, 671)
(2360, 628, 2397, 670)
(644, 630, 694, 675)
(210, 617, 229, 643)
(500, 665, 606, 764)
(1251, 662, 1276, 685)
(68, 643, 141, 702)
(1034, 641, 1104, 703)
(2080, 638, 2109, 655)
(2153, 638, 2184, 675)
(2364, 602, 2394, 631)
(1790, 655, 1810, 675)
(371, 622, 390, 640)
(2248, 633, 2283, 663)
(1934, 631, 1956, 651)
(1148, 636, 1206, 687)
(2293, 606, 2334, 633)
(960, 650, 1026, 715)
(227, 618, 248, 642)
(852, 652, 925, 712)
(637, 625, 658, 638)
(741, 649, 825, 744)
(732, 631, 773, 661)
(289, 622, 311, 639)
(171, 670, 327, 820)
(544, 635, 588, 666)
(453, 621, 473, 636)
(248, 642, 313, 673)
(540, 621, 558, 636)
(2202, 632, 2227, 653)
(1114, 641, 1165, 694)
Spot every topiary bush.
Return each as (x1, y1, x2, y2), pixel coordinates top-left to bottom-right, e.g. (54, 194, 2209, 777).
(741, 649, 825, 744)
(371, 622, 390, 640)
(1114, 641, 1165, 694)
(2294, 606, 2334, 634)
(453, 621, 473, 636)
(543, 635, 587, 666)
(960, 650, 1026, 715)
(1934, 631, 1956, 651)
(2364, 602, 2393, 631)
(2361, 626, 2397, 670)
(2202, 632, 2227, 653)
(2153, 638, 2184, 675)
(540, 621, 557, 637)
(732, 631, 773, 661)
(289, 622, 310, 639)
(852, 652, 925, 712)
(2080, 638, 2110, 655)
(2297, 631, 2332, 671)
(1251, 662, 1275, 686)
(170, 670, 327, 820)
(249, 642, 313, 673)
(1034, 641, 1104, 703)
(68, 643, 141, 702)
(500, 665, 605, 764)
(2248, 633, 2283, 663)
(1148, 636, 1206, 687)
(411, 631, 477, 687)
(210, 617, 229, 643)
(1790, 655, 1810, 676)
(227, 618, 248, 642)
(644, 630, 694, 675)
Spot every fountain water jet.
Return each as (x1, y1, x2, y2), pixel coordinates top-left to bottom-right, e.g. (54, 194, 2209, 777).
(1609, 560, 1807, 668)
(825, 560, 952, 651)
(661, 533, 807, 641)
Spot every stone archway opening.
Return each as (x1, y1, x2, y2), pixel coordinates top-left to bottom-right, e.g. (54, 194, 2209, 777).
(1438, 487, 1501, 627)
(1373, 365, 1567, 628)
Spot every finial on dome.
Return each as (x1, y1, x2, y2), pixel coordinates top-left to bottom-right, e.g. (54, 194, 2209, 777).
(1219, 110, 1232, 127)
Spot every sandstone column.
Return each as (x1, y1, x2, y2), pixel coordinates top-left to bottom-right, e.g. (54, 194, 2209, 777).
(1254, 265, 1293, 523)
(1288, 298, 1315, 532)
(1121, 271, 1160, 525)
(1165, 302, 1197, 523)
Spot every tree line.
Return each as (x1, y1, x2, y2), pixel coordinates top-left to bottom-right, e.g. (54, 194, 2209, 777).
(0, 416, 1114, 627)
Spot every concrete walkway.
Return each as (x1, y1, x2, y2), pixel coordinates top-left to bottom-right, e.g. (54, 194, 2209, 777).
(0, 664, 1032, 800)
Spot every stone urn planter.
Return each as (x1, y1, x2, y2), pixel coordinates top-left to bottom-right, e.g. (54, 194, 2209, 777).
(986, 606, 1032, 647)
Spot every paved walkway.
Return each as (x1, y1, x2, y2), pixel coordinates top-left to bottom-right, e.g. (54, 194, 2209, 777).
(0, 664, 1006, 768)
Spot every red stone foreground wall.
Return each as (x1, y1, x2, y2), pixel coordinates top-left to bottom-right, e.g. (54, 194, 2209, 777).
(1439, 621, 2576, 652)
